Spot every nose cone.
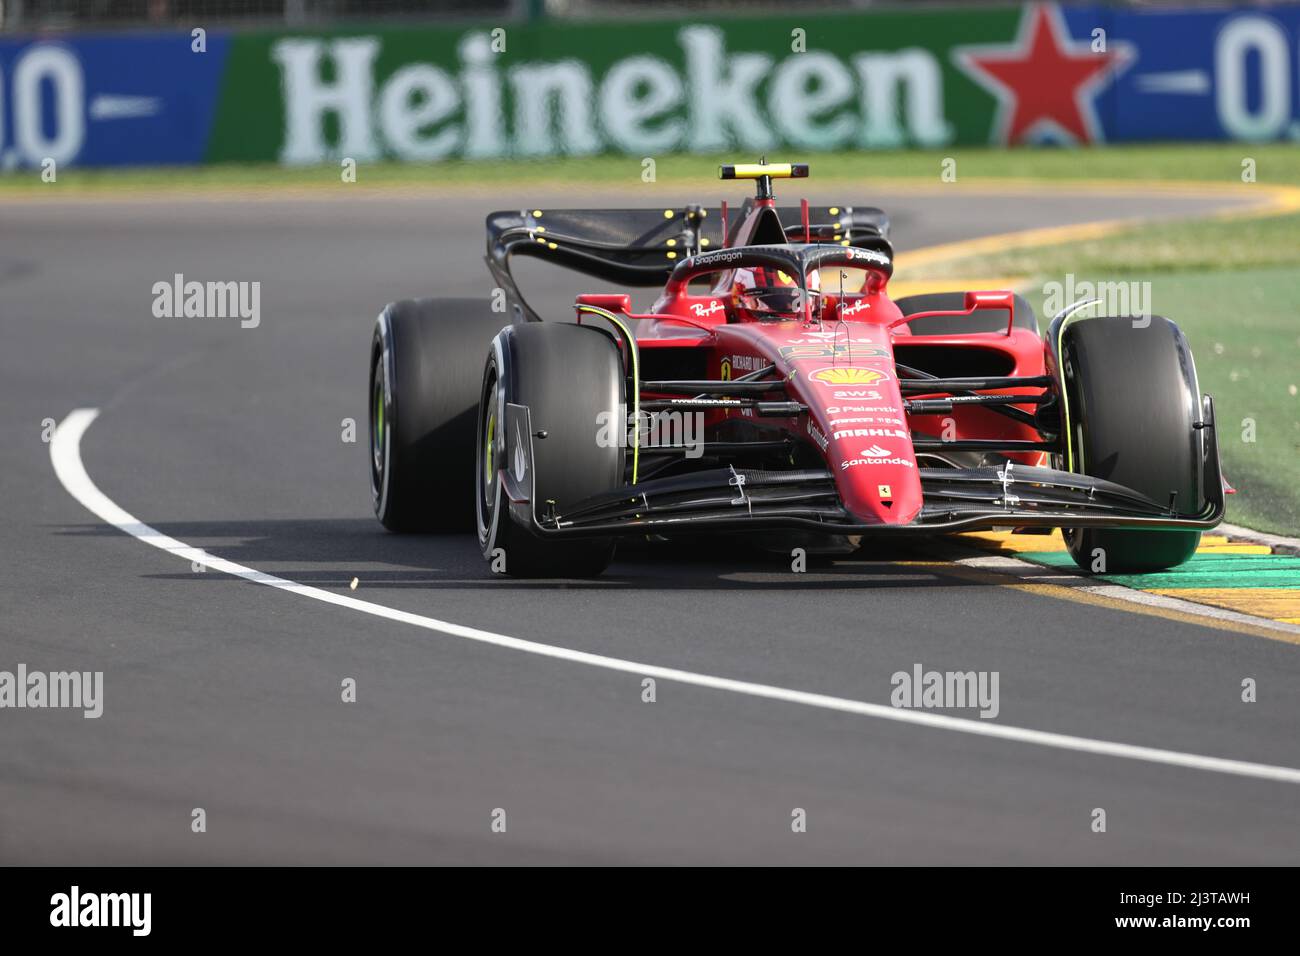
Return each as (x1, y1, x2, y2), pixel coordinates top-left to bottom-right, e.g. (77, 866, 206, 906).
(830, 427, 923, 524)
(795, 361, 922, 526)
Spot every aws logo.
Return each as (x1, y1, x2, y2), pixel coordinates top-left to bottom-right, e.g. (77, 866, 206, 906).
(809, 366, 888, 387)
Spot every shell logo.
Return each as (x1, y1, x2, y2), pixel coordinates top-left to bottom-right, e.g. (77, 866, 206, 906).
(809, 366, 887, 387)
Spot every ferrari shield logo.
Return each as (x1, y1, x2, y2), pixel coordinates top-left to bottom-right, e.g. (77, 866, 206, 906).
(720, 357, 732, 381)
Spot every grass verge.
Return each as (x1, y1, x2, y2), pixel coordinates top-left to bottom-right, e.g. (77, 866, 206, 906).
(0, 142, 1297, 195)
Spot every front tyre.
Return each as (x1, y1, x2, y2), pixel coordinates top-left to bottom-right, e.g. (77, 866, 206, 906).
(477, 323, 625, 578)
(1057, 315, 1204, 573)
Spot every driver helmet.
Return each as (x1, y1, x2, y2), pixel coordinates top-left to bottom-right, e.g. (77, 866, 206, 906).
(731, 266, 818, 320)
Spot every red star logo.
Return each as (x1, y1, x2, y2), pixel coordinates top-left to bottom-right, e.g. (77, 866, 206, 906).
(954, 4, 1132, 144)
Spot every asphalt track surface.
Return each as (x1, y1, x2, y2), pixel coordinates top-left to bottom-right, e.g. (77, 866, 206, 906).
(3, 183, 1298, 865)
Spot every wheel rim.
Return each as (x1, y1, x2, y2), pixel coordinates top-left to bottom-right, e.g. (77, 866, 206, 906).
(370, 353, 385, 482)
(479, 375, 500, 525)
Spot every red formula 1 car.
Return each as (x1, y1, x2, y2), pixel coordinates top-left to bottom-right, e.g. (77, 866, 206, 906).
(367, 162, 1225, 577)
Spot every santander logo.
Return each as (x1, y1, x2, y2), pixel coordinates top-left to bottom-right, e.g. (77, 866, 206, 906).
(839, 443, 916, 468)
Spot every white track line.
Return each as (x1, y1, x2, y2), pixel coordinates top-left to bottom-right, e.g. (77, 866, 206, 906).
(51, 407, 1300, 786)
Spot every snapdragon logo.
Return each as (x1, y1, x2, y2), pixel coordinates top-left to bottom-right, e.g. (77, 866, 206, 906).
(0, 664, 102, 718)
(890, 663, 999, 719)
(596, 404, 704, 459)
(151, 273, 261, 329)
(693, 250, 745, 268)
(50, 886, 151, 937)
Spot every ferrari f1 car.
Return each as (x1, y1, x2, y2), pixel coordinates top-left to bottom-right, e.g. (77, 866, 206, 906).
(367, 162, 1225, 577)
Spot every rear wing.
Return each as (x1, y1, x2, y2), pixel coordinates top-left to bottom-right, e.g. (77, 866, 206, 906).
(485, 204, 892, 319)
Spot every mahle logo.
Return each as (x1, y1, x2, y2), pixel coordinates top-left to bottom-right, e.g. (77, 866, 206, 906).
(272, 26, 952, 164)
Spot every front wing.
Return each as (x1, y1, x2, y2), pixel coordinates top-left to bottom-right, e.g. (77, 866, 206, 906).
(496, 399, 1227, 539)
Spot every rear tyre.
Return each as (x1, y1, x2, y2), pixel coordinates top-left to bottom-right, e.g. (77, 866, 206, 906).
(1057, 315, 1204, 573)
(477, 323, 625, 578)
(370, 298, 505, 532)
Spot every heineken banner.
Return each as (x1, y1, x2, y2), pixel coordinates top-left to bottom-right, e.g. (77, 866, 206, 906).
(2, 2, 1299, 169)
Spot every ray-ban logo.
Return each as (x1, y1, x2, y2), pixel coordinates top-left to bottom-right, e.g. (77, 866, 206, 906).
(152, 273, 261, 328)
